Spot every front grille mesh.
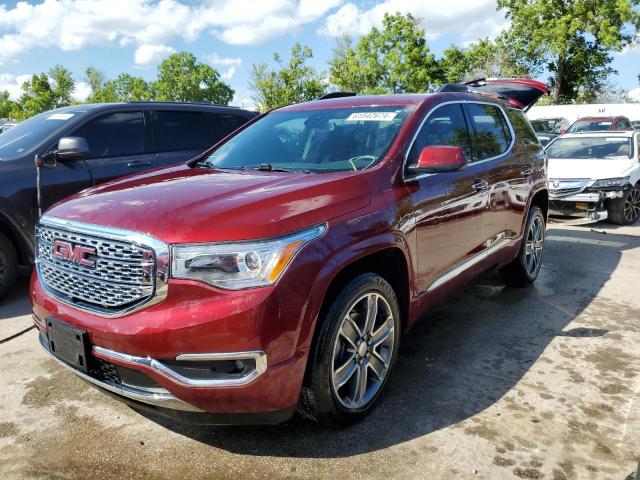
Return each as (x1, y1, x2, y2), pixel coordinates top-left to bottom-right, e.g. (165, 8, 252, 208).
(37, 225, 156, 314)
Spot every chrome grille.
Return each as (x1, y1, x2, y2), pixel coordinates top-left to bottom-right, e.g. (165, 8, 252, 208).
(549, 179, 590, 198)
(36, 217, 169, 317)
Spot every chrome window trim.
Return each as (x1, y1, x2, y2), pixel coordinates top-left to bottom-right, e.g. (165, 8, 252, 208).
(94, 346, 268, 388)
(403, 100, 516, 182)
(38, 333, 202, 412)
(36, 215, 169, 318)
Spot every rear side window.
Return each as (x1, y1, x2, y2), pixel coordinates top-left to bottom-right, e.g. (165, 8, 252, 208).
(616, 118, 630, 129)
(465, 103, 512, 161)
(506, 109, 539, 145)
(208, 113, 250, 140)
(72, 112, 145, 159)
(153, 111, 213, 152)
(407, 103, 471, 165)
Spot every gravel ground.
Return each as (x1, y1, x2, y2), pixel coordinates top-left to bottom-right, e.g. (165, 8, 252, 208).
(0, 222, 639, 480)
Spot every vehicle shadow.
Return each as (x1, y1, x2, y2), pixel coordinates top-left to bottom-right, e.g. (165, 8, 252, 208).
(141, 226, 639, 458)
(0, 274, 32, 321)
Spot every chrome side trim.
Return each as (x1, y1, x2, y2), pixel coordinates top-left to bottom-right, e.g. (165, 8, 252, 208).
(426, 238, 511, 292)
(36, 215, 169, 318)
(94, 346, 268, 388)
(38, 334, 201, 412)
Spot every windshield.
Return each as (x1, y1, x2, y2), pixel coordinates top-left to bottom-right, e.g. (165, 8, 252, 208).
(203, 106, 413, 173)
(567, 120, 612, 133)
(546, 136, 633, 159)
(0, 110, 85, 161)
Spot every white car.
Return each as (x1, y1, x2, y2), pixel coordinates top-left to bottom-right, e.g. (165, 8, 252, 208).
(547, 131, 640, 225)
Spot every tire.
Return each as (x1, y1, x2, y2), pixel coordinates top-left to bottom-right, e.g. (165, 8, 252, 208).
(0, 232, 18, 300)
(500, 206, 545, 288)
(298, 273, 401, 428)
(607, 184, 640, 225)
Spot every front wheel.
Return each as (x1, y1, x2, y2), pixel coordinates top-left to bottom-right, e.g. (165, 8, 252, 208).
(500, 206, 545, 287)
(0, 232, 18, 300)
(298, 273, 401, 428)
(608, 185, 640, 225)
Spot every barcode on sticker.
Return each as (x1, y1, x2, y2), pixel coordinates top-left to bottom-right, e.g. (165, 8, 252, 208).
(346, 112, 397, 121)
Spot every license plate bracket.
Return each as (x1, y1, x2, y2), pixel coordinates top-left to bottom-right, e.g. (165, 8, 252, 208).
(46, 318, 91, 372)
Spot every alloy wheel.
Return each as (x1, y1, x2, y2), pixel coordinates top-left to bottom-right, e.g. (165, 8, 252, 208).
(524, 216, 544, 277)
(331, 292, 395, 410)
(624, 188, 640, 223)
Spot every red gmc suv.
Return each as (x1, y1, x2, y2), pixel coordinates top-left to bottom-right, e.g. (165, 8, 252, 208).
(31, 79, 549, 427)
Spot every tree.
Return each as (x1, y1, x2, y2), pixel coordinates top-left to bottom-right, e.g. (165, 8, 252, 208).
(329, 13, 440, 94)
(249, 43, 326, 112)
(497, 0, 640, 103)
(12, 66, 75, 120)
(86, 68, 153, 103)
(153, 52, 234, 104)
(439, 37, 536, 84)
(0, 91, 16, 119)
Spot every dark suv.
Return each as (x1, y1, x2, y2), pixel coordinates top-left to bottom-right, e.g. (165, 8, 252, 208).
(32, 79, 549, 427)
(0, 102, 256, 298)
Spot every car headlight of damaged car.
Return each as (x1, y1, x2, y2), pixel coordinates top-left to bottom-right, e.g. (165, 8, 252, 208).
(592, 177, 630, 188)
(171, 225, 326, 289)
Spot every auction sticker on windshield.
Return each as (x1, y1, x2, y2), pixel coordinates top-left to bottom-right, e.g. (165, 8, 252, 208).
(46, 113, 74, 121)
(346, 112, 397, 121)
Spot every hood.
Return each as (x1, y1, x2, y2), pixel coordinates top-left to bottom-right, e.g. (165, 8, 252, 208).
(548, 158, 635, 181)
(46, 165, 371, 243)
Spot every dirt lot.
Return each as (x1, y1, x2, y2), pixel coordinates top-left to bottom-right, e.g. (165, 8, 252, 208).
(1, 222, 639, 480)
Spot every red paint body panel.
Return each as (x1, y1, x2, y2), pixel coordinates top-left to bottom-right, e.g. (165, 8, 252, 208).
(32, 84, 549, 419)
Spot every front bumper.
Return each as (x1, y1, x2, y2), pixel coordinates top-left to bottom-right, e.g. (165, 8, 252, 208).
(549, 188, 625, 222)
(31, 270, 314, 420)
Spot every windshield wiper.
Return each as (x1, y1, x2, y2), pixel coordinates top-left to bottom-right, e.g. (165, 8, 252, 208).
(255, 163, 311, 173)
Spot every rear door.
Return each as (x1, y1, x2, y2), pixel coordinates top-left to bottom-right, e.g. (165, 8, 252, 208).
(206, 112, 252, 142)
(151, 110, 215, 166)
(69, 110, 156, 186)
(409, 102, 490, 293)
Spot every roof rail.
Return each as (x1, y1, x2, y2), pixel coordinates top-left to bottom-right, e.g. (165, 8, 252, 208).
(125, 101, 241, 108)
(318, 92, 358, 100)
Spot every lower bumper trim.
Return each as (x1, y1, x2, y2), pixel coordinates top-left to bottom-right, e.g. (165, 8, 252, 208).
(39, 333, 202, 412)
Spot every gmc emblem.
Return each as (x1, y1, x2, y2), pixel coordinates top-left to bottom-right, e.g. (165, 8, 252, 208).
(52, 240, 97, 268)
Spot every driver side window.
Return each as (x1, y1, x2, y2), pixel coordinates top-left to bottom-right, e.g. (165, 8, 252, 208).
(407, 103, 471, 166)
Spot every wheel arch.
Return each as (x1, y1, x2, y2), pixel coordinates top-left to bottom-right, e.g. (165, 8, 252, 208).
(0, 208, 33, 266)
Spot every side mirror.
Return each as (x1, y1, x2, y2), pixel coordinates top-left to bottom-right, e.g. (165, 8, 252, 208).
(55, 137, 90, 161)
(409, 146, 467, 174)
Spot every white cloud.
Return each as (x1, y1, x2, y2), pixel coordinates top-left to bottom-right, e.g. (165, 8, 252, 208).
(134, 44, 176, 66)
(0, 73, 32, 100)
(0, 0, 344, 65)
(221, 66, 236, 81)
(319, 0, 508, 43)
(72, 81, 92, 101)
(205, 52, 242, 67)
(628, 87, 640, 102)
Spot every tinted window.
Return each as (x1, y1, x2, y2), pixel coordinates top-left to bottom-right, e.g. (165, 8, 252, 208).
(407, 103, 471, 165)
(546, 137, 633, 159)
(507, 109, 539, 145)
(568, 120, 613, 132)
(209, 113, 250, 140)
(72, 112, 145, 159)
(616, 118, 630, 129)
(153, 111, 213, 152)
(0, 110, 89, 161)
(466, 104, 512, 161)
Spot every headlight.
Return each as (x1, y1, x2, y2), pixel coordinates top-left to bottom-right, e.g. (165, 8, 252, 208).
(171, 224, 326, 290)
(592, 177, 630, 188)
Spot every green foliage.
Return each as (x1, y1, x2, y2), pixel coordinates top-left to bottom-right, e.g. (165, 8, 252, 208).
(0, 90, 16, 119)
(439, 36, 536, 84)
(329, 13, 440, 93)
(153, 52, 234, 104)
(86, 68, 153, 103)
(497, 0, 640, 102)
(10, 66, 75, 120)
(250, 43, 326, 112)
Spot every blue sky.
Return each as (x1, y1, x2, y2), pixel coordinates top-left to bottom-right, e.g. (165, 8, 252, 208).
(1, 0, 639, 107)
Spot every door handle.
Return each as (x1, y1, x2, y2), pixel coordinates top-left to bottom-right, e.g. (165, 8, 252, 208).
(472, 179, 489, 191)
(127, 160, 152, 168)
(521, 167, 533, 177)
